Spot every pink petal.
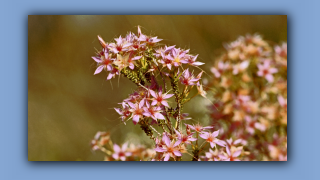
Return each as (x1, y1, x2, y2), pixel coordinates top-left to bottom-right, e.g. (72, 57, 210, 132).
(155, 113, 165, 120)
(199, 133, 208, 140)
(226, 146, 231, 156)
(187, 124, 195, 130)
(219, 154, 228, 160)
(233, 68, 239, 75)
(173, 140, 181, 147)
(139, 99, 145, 109)
(180, 60, 189, 64)
(154, 147, 165, 152)
(192, 62, 205, 66)
(164, 94, 174, 99)
(226, 138, 233, 145)
(203, 126, 214, 129)
(129, 63, 134, 70)
(106, 65, 113, 71)
(113, 144, 120, 153)
(234, 139, 242, 145)
(164, 153, 170, 161)
(161, 101, 169, 107)
(143, 112, 151, 117)
(112, 153, 119, 160)
(210, 142, 216, 148)
(94, 65, 104, 75)
(92, 56, 102, 63)
(149, 90, 157, 98)
(269, 68, 278, 74)
(151, 100, 158, 106)
(114, 108, 123, 115)
(233, 150, 242, 157)
(265, 74, 274, 83)
(163, 134, 171, 147)
(132, 56, 142, 60)
(240, 61, 249, 69)
(120, 156, 126, 161)
(132, 115, 140, 124)
(216, 140, 226, 147)
(205, 152, 212, 159)
(107, 73, 113, 80)
(127, 102, 135, 109)
(212, 130, 220, 137)
(173, 151, 182, 156)
(122, 142, 128, 151)
(167, 64, 172, 70)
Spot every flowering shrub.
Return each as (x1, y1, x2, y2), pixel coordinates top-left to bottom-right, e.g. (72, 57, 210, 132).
(206, 34, 287, 161)
(90, 27, 287, 161)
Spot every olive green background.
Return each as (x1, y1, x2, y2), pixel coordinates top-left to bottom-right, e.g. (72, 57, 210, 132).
(28, 15, 287, 161)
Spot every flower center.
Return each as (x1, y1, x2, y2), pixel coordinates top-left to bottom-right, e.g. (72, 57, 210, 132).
(119, 151, 125, 157)
(263, 69, 269, 75)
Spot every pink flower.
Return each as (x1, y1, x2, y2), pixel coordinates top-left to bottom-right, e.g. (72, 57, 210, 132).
(167, 48, 187, 67)
(149, 89, 174, 107)
(244, 116, 266, 134)
(92, 49, 114, 75)
(185, 123, 213, 133)
(278, 95, 287, 110)
(115, 102, 131, 123)
(205, 148, 221, 161)
(106, 66, 119, 80)
(128, 99, 146, 124)
(181, 54, 204, 66)
(108, 35, 132, 54)
(127, 53, 142, 70)
(226, 138, 243, 147)
(154, 45, 176, 58)
(137, 26, 162, 44)
(179, 69, 200, 86)
(210, 61, 230, 78)
(143, 101, 165, 121)
(159, 52, 174, 70)
(154, 134, 182, 161)
(257, 60, 278, 83)
(274, 42, 287, 58)
(233, 60, 250, 75)
(219, 146, 242, 161)
(112, 143, 132, 161)
(138, 34, 162, 45)
(199, 130, 226, 148)
(234, 95, 251, 107)
(174, 130, 197, 145)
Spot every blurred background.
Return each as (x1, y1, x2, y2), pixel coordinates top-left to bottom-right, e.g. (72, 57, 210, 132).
(28, 15, 287, 161)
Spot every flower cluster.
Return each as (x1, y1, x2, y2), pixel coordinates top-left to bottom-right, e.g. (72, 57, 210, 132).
(206, 34, 287, 161)
(90, 28, 286, 161)
(91, 131, 156, 161)
(91, 26, 228, 161)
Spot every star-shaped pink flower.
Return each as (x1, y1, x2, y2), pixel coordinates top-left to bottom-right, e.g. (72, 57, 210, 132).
(128, 99, 145, 124)
(199, 130, 226, 148)
(112, 143, 132, 161)
(257, 59, 278, 83)
(154, 134, 182, 161)
(149, 89, 174, 107)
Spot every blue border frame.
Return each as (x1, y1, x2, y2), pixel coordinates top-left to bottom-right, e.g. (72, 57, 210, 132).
(1, 0, 319, 179)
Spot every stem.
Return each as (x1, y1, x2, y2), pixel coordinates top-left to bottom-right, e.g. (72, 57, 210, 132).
(158, 69, 167, 92)
(183, 92, 199, 104)
(198, 142, 209, 154)
(149, 125, 161, 136)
